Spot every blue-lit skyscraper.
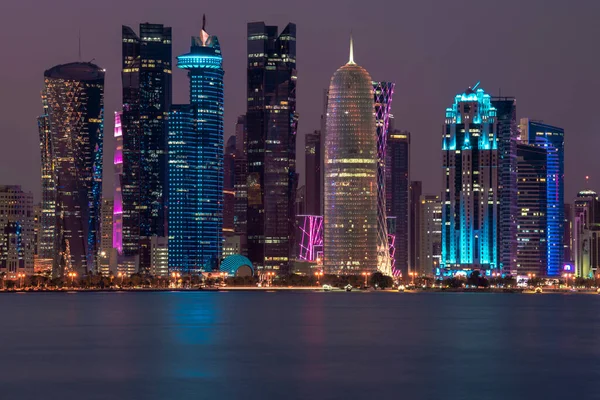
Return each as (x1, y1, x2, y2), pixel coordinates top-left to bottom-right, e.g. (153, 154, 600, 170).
(168, 17, 224, 272)
(519, 118, 564, 277)
(441, 85, 499, 273)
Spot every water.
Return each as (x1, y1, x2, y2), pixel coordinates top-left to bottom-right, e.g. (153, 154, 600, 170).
(1, 291, 599, 400)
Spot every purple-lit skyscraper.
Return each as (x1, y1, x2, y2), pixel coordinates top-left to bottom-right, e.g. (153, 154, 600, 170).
(113, 112, 123, 255)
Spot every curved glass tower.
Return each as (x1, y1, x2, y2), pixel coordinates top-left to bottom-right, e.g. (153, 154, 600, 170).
(168, 17, 224, 272)
(324, 39, 378, 275)
(39, 62, 104, 277)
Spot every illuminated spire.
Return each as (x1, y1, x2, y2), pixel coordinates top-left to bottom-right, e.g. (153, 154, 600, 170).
(200, 14, 209, 46)
(348, 32, 355, 65)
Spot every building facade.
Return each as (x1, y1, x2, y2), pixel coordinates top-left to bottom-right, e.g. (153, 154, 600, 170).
(39, 62, 104, 277)
(572, 190, 600, 278)
(441, 86, 499, 273)
(233, 115, 248, 255)
(519, 118, 564, 276)
(323, 40, 378, 274)
(224, 135, 236, 236)
(246, 22, 298, 273)
(409, 180, 422, 276)
(515, 143, 548, 276)
(385, 126, 410, 276)
(119, 23, 172, 273)
(0, 186, 34, 279)
(305, 130, 322, 216)
(419, 194, 442, 276)
(167, 19, 224, 273)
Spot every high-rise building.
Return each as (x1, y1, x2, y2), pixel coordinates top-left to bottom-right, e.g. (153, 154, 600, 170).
(39, 62, 104, 277)
(305, 130, 322, 216)
(233, 115, 248, 254)
(409, 180, 422, 275)
(100, 199, 114, 255)
(519, 118, 564, 276)
(419, 194, 442, 276)
(572, 190, 600, 278)
(37, 113, 55, 260)
(0, 186, 34, 279)
(168, 18, 224, 273)
(441, 85, 499, 273)
(149, 236, 168, 278)
(564, 203, 573, 264)
(224, 135, 236, 236)
(492, 97, 518, 274)
(323, 39, 378, 275)
(373, 82, 395, 275)
(246, 22, 298, 273)
(515, 143, 547, 276)
(385, 127, 410, 276)
(119, 23, 172, 273)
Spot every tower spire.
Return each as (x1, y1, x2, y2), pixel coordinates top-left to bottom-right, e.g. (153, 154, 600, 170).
(202, 14, 206, 32)
(348, 32, 355, 64)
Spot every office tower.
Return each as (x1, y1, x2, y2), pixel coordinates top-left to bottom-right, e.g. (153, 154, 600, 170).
(305, 130, 322, 216)
(385, 126, 410, 276)
(119, 23, 172, 273)
(373, 82, 395, 275)
(149, 236, 168, 277)
(168, 18, 224, 273)
(37, 112, 55, 260)
(419, 195, 442, 276)
(234, 115, 248, 254)
(441, 85, 499, 273)
(409, 180, 422, 275)
(573, 190, 600, 277)
(492, 97, 518, 274)
(100, 199, 114, 255)
(40, 62, 104, 277)
(564, 203, 573, 264)
(323, 38, 378, 275)
(246, 22, 298, 273)
(519, 118, 564, 276)
(0, 186, 34, 278)
(224, 136, 236, 236)
(515, 143, 547, 276)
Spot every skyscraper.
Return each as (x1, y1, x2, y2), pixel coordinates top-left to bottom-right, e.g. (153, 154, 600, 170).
(515, 143, 547, 276)
(564, 203, 573, 264)
(492, 97, 518, 274)
(572, 190, 600, 277)
(39, 62, 104, 277)
(168, 18, 224, 273)
(233, 115, 248, 255)
(0, 186, 34, 278)
(305, 130, 322, 216)
(246, 22, 298, 273)
(324, 38, 378, 275)
(419, 194, 442, 276)
(441, 85, 499, 273)
(519, 118, 564, 276)
(373, 82, 395, 275)
(120, 23, 172, 273)
(224, 135, 236, 236)
(409, 180, 422, 275)
(37, 111, 55, 261)
(385, 126, 410, 276)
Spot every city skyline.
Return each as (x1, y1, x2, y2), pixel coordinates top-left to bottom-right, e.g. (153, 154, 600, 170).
(2, 0, 598, 203)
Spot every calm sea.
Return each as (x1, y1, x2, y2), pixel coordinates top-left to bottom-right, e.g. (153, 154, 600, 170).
(0, 291, 599, 400)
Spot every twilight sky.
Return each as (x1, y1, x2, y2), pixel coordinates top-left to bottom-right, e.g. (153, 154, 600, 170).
(1, 0, 599, 202)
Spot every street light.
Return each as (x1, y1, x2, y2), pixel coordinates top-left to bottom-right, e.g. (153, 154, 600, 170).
(171, 272, 181, 288)
(314, 271, 323, 285)
(67, 272, 77, 288)
(17, 273, 25, 289)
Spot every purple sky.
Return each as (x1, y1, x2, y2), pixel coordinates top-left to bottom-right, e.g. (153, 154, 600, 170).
(2, 0, 599, 203)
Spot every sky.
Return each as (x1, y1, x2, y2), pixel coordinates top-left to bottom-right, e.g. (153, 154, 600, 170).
(1, 0, 599, 203)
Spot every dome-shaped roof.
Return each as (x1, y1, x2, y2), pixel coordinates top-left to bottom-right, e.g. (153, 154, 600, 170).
(220, 254, 254, 276)
(44, 62, 105, 81)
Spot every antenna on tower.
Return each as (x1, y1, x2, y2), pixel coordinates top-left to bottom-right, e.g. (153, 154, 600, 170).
(348, 31, 355, 64)
(473, 81, 481, 90)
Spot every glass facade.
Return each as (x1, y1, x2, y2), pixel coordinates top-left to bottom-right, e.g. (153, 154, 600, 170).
(441, 86, 499, 273)
(305, 130, 322, 216)
(246, 22, 298, 273)
(419, 194, 442, 276)
(373, 82, 395, 276)
(167, 21, 224, 273)
(324, 43, 378, 274)
(519, 118, 564, 277)
(37, 109, 55, 261)
(0, 186, 34, 279)
(40, 62, 104, 277)
(233, 115, 248, 255)
(120, 23, 172, 273)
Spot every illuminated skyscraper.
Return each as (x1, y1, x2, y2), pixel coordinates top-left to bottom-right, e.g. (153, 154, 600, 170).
(441, 85, 499, 273)
(233, 115, 248, 255)
(573, 190, 600, 277)
(324, 38, 378, 274)
(519, 118, 564, 276)
(37, 105, 55, 261)
(40, 62, 104, 277)
(373, 82, 395, 274)
(305, 130, 322, 216)
(385, 125, 410, 276)
(492, 96, 518, 274)
(168, 17, 224, 272)
(120, 23, 172, 273)
(224, 135, 236, 236)
(246, 22, 298, 273)
(409, 180, 422, 274)
(420, 194, 442, 276)
(515, 143, 547, 276)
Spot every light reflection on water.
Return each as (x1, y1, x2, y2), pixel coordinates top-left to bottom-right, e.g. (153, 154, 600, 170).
(0, 292, 599, 400)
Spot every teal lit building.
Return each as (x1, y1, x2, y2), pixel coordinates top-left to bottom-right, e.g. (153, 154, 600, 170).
(168, 17, 224, 272)
(441, 85, 499, 275)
